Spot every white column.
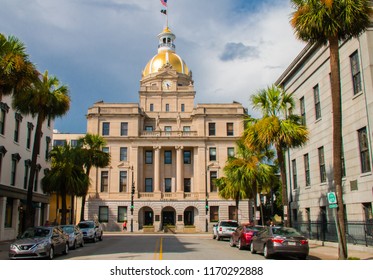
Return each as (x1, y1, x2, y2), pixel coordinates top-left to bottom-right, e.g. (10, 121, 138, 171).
(176, 146, 184, 192)
(154, 146, 161, 192)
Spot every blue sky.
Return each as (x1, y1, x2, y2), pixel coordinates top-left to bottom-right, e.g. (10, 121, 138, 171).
(0, 0, 305, 133)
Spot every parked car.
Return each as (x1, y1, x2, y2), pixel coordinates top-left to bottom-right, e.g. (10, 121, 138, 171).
(212, 220, 239, 241)
(78, 220, 103, 242)
(60, 225, 84, 249)
(250, 226, 309, 259)
(9, 226, 69, 260)
(229, 225, 265, 250)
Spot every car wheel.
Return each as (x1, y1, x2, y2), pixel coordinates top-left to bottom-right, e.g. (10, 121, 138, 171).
(229, 237, 235, 247)
(63, 243, 69, 255)
(263, 245, 271, 259)
(250, 243, 256, 254)
(237, 239, 243, 250)
(49, 247, 54, 260)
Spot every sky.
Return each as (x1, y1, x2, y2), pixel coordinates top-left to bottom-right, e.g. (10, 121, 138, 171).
(0, 0, 306, 133)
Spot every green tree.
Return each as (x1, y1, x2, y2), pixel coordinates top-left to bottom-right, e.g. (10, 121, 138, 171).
(42, 145, 88, 225)
(13, 70, 70, 228)
(290, 0, 371, 259)
(0, 34, 36, 99)
(244, 85, 309, 226)
(78, 133, 110, 221)
(217, 138, 277, 224)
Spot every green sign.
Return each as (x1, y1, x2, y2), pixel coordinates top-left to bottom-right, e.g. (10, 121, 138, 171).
(327, 192, 337, 204)
(329, 204, 338, 209)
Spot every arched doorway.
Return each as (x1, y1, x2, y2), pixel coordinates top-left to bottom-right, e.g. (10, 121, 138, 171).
(138, 206, 154, 229)
(184, 206, 197, 226)
(162, 206, 176, 227)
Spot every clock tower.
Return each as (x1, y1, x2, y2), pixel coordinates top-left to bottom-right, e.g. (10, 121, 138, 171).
(139, 26, 195, 117)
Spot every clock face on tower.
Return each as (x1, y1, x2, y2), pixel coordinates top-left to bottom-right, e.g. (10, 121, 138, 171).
(162, 80, 173, 90)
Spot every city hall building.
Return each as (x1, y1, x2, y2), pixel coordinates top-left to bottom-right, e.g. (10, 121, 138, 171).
(80, 26, 248, 232)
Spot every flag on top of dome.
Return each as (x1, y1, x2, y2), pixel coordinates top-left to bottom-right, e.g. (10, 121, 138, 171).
(160, 0, 167, 7)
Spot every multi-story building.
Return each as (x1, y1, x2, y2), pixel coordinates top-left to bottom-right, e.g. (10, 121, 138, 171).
(83, 26, 248, 232)
(276, 27, 373, 224)
(0, 95, 53, 241)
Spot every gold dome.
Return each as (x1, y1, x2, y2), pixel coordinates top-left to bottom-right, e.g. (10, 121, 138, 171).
(143, 50, 189, 76)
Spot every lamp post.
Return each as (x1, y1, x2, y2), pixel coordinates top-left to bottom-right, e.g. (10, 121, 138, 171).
(205, 165, 210, 232)
(130, 166, 134, 233)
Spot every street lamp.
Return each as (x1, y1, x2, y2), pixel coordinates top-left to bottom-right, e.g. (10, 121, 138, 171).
(130, 166, 135, 232)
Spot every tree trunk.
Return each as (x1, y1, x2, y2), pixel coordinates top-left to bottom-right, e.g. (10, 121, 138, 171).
(80, 166, 91, 221)
(61, 188, 67, 225)
(276, 146, 288, 226)
(329, 36, 347, 260)
(25, 112, 44, 229)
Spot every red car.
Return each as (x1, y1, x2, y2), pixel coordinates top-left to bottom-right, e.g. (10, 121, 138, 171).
(229, 225, 265, 250)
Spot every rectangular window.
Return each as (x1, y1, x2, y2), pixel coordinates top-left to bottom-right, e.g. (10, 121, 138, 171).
(292, 159, 297, 189)
(226, 123, 234, 136)
(98, 206, 109, 223)
(26, 122, 33, 149)
(145, 151, 153, 164)
(350, 51, 362, 95)
(33, 169, 39, 192)
(209, 147, 216, 161)
(181, 104, 185, 112)
(150, 104, 154, 112)
(5, 198, 13, 228)
(0, 152, 3, 182)
(14, 114, 22, 143)
(24, 161, 30, 189)
(314, 84, 321, 120)
(208, 123, 216, 136)
(5, 198, 14, 227)
(341, 144, 346, 178)
(165, 104, 170, 112)
(145, 126, 153, 131)
(318, 147, 326, 183)
(0, 103, 8, 135)
(304, 154, 310, 186)
(300, 97, 306, 125)
(210, 171, 218, 192)
(229, 206, 237, 220)
(145, 178, 153, 192)
(358, 127, 371, 173)
(183, 126, 190, 132)
(102, 147, 109, 154)
(119, 171, 127, 192)
(164, 126, 172, 136)
(102, 122, 110, 136)
(11, 158, 17, 186)
(70, 139, 79, 147)
(210, 206, 219, 222)
(45, 137, 51, 160)
(164, 150, 172, 164)
(183, 150, 191, 164)
(184, 178, 191, 192)
(227, 147, 235, 158)
(100, 171, 109, 192)
(117, 206, 127, 223)
(120, 147, 128, 161)
(165, 178, 172, 192)
(121, 122, 128, 136)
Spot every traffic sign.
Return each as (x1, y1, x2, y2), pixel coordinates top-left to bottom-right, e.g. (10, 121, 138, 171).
(329, 204, 338, 209)
(327, 192, 337, 204)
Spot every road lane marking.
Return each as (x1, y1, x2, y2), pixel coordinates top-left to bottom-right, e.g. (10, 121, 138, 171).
(153, 237, 163, 260)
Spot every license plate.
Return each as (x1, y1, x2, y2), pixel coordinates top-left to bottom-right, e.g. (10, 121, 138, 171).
(288, 241, 296, 246)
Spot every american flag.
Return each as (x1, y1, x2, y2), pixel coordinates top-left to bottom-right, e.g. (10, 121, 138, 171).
(160, 0, 167, 7)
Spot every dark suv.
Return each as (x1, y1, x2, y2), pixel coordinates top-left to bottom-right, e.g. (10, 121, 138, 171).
(77, 220, 103, 243)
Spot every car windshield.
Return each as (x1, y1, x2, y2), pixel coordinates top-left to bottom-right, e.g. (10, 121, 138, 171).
(220, 221, 238, 227)
(61, 226, 74, 234)
(21, 227, 51, 238)
(272, 227, 302, 237)
(78, 222, 94, 229)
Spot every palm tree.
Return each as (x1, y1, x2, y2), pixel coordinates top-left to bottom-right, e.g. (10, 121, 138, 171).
(290, 0, 371, 259)
(13, 70, 70, 228)
(244, 85, 309, 226)
(217, 138, 277, 224)
(42, 145, 88, 225)
(0, 34, 37, 99)
(78, 133, 110, 221)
